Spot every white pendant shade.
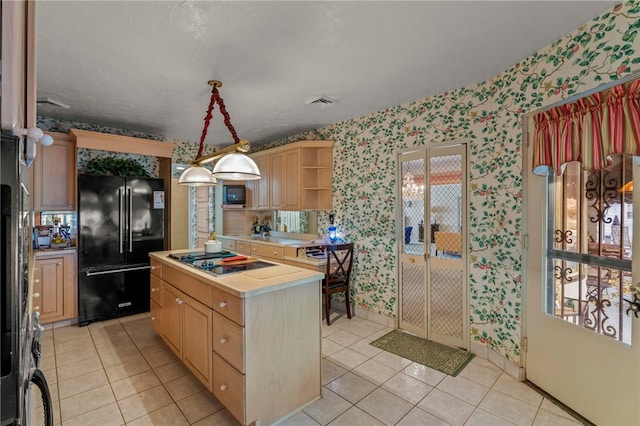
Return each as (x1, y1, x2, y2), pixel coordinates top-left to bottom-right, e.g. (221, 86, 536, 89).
(212, 153, 261, 180)
(178, 165, 217, 186)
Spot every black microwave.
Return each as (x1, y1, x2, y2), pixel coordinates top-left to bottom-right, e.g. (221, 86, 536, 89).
(223, 185, 246, 205)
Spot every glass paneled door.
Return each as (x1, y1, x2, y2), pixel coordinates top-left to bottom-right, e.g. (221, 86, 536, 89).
(525, 126, 640, 424)
(398, 145, 468, 348)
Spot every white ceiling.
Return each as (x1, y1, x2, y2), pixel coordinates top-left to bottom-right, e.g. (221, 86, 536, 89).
(36, 1, 617, 149)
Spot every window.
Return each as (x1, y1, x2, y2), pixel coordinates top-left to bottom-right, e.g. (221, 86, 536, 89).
(547, 155, 633, 344)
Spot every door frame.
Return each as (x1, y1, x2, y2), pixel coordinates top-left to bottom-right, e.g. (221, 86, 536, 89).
(396, 141, 470, 349)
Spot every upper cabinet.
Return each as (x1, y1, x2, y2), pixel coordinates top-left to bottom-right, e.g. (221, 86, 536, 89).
(32, 131, 76, 211)
(248, 140, 333, 211)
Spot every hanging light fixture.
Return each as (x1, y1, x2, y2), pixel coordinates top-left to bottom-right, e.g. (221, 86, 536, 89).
(178, 80, 261, 186)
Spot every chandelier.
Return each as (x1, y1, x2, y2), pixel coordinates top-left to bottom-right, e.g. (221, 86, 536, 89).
(402, 173, 424, 198)
(178, 80, 261, 186)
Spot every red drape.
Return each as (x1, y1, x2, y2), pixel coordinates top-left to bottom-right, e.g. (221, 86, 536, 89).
(532, 79, 640, 175)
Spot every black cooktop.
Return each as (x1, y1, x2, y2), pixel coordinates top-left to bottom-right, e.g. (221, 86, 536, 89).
(169, 251, 275, 276)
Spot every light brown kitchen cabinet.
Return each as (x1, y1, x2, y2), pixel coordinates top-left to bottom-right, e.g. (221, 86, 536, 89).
(150, 259, 163, 334)
(196, 186, 211, 247)
(248, 141, 333, 211)
(32, 252, 75, 324)
(159, 265, 215, 390)
(32, 132, 76, 211)
(246, 153, 269, 210)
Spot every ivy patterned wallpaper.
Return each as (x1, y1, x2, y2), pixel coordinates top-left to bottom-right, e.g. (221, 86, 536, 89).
(38, 2, 639, 364)
(272, 2, 640, 363)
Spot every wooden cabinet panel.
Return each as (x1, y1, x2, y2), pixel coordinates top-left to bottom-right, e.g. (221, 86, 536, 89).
(282, 149, 300, 209)
(236, 241, 250, 255)
(33, 132, 75, 211)
(150, 275, 162, 305)
(182, 294, 213, 390)
(212, 286, 244, 326)
(269, 153, 284, 209)
(213, 353, 246, 424)
(213, 312, 245, 373)
(161, 283, 182, 357)
(218, 237, 236, 252)
(33, 253, 75, 324)
(150, 300, 162, 334)
(246, 154, 269, 210)
(250, 243, 284, 261)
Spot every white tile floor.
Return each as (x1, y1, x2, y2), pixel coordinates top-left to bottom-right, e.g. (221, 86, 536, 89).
(38, 312, 586, 425)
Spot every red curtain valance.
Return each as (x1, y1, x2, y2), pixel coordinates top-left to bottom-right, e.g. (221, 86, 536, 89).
(532, 79, 640, 175)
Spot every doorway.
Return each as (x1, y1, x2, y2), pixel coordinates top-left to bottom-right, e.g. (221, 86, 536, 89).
(398, 144, 468, 349)
(525, 120, 640, 424)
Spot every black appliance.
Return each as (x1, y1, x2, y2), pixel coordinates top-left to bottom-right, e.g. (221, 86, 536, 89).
(168, 251, 275, 276)
(223, 185, 246, 205)
(77, 174, 166, 326)
(1, 132, 52, 425)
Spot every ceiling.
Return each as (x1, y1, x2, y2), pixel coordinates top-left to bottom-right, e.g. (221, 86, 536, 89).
(36, 1, 618, 150)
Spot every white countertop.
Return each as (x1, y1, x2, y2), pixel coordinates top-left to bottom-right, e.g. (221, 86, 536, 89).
(150, 249, 324, 298)
(34, 247, 77, 257)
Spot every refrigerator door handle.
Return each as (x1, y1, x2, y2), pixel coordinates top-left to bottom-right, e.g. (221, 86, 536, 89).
(128, 188, 133, 253)
(119, 187, 124, 254)
(85, 265, 153, 277)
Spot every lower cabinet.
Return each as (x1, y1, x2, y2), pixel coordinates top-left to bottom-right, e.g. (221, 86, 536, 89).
(160, 282, 213, 390)
(33, 252, 76, 324)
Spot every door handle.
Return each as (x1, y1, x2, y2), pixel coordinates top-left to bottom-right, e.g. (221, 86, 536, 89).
(128, 188, 133, 253)
(119, 187, 124, 254)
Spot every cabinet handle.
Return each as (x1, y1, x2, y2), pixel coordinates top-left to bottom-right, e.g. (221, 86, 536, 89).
(220, 384, 228, 391)
(219, 337, 228, 344)
(151, 316, 157, 321)
(253, 248, 257, 251)
(34, 306, 40, 311)
(151, 288, 158, 292)
(33, 292, 40, 298)
(57, 262, 62, 266)
(151, 265, 158, 270)
(273, 251, 277, 255)
(176, 298, 185, 305)
(219, 301, 228, 308)
(34, 279, 40, 283)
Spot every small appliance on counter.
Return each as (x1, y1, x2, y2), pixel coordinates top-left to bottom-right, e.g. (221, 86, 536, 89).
(33, 225, 53, 248)
(204, 231, 222, 253)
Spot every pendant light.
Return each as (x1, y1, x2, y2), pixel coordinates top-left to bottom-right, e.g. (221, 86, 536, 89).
(178, 80, 261, 186)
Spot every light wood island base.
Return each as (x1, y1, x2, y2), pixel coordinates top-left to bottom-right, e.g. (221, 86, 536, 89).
(149, 250, 323, 425)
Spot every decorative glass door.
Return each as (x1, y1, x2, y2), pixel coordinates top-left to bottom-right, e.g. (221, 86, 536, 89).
(398, 145, 468, 349)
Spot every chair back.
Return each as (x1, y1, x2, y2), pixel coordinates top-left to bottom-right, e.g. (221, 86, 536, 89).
(325, 243, 354, 286)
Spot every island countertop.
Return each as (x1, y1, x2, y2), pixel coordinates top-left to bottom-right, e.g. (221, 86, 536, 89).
(149, 249, 324, 298)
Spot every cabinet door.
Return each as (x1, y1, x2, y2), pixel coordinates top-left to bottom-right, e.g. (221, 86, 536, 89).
(196, 186, 210, 245)
(269, 153, 284, 209)
(248, 155, 270, 209)
(182, 294, 213, 390)
(282, 149, 301, 209)
(33, 133, 75, 211)
(161, 282, 182, 357)
(34, 257, 65, 322)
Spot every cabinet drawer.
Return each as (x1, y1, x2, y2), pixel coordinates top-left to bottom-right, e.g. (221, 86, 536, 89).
(236, 241, 251, 254)
(250, 243, 284, 261)
(150, 258, 162, 278)
(212, 287, 244, 326)
(213, 353, 245, 425)
(219, 238, 236, 252)
(163, 264, 213, 308)
(150, 299, 162, 334)
(213, 312, 245, 373)
(150, 275, 162, 305)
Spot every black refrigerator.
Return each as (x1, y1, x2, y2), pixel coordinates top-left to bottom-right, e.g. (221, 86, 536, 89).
(77, 174, 166, 326)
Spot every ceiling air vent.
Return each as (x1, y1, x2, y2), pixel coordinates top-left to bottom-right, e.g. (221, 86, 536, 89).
(305, 95, 337, 109)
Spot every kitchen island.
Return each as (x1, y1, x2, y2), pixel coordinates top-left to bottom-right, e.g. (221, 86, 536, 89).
(149, 249, 324, 426)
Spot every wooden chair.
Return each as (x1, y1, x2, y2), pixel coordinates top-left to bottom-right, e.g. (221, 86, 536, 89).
(323, 243, 354, 326)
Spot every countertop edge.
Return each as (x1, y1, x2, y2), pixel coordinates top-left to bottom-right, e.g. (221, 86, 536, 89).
(34, 248, 77, 257)
(150, 250, 324, 298)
